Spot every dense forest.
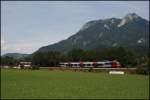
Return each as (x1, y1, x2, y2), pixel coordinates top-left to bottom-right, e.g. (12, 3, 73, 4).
(1, 47, 149, 69)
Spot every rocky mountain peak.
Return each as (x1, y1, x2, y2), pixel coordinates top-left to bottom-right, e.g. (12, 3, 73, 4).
(79, 20, 98, 31)
(125, 13, 139, 20)
(118, 13, 140, 27)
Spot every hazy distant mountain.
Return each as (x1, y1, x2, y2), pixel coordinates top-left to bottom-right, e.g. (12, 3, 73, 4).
(2, 53, 30, 59)
(37, 13, 149, 54)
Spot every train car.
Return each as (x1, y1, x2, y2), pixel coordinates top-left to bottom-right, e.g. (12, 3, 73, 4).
(59, 60, 121, 68)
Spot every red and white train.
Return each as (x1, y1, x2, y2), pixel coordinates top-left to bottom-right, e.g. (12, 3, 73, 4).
(60, 60, 121, 68)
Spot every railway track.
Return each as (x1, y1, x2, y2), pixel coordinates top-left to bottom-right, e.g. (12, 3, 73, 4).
(40, 67, 137, 74)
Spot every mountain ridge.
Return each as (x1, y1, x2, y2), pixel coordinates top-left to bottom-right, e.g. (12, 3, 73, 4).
(2, 53, 30, 59)
(37, 13, 149, 54)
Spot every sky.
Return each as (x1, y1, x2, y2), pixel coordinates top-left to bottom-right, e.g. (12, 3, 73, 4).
(1, 1, 149, 55)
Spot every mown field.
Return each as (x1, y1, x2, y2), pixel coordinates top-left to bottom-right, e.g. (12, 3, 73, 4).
(1, 69, 149, 99)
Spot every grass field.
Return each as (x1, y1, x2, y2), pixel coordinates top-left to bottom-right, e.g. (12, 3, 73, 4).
(1, 69, 149, 99)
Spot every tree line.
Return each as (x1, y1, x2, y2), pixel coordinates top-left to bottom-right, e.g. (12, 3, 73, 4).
(1, 47, 149, 68)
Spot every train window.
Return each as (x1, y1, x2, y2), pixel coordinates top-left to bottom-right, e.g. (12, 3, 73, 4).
(68, 64, 71, 67)
(74, 64, 79, 67)
(69, 64, 72, 67)
(74, 64, 76, 66)
(87, 64, 91, 66)
(105, 63, 111, 65)
(93, 64, 98, 66)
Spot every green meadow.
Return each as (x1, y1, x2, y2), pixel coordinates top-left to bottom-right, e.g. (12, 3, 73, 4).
(1, 69, 149, 99)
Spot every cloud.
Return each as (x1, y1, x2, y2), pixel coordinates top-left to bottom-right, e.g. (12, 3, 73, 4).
(1, 46, 7, 51)
(15, 48, 21, 52)
(1, 41, 50, 55)
(1, 39, 5, 45)
(1, 39, 8, 54)
(1, 39, 6, 49)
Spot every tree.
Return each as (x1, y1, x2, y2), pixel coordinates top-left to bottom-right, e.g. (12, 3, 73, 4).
(1, 56, 17, 66)
(98, 47, 139, 67)
(67, 48, 86, 61)
(32, 51, 65, 67)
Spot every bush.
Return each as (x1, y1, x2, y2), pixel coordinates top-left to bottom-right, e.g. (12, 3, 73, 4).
(88, 68, 93, 72)
(31, 65, 39, 70)
(136, 66, 149, 75)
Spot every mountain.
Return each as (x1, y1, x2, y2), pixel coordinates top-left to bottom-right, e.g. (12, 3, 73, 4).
(37, 13, 149, 54)
(2, 53, 30, 59)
